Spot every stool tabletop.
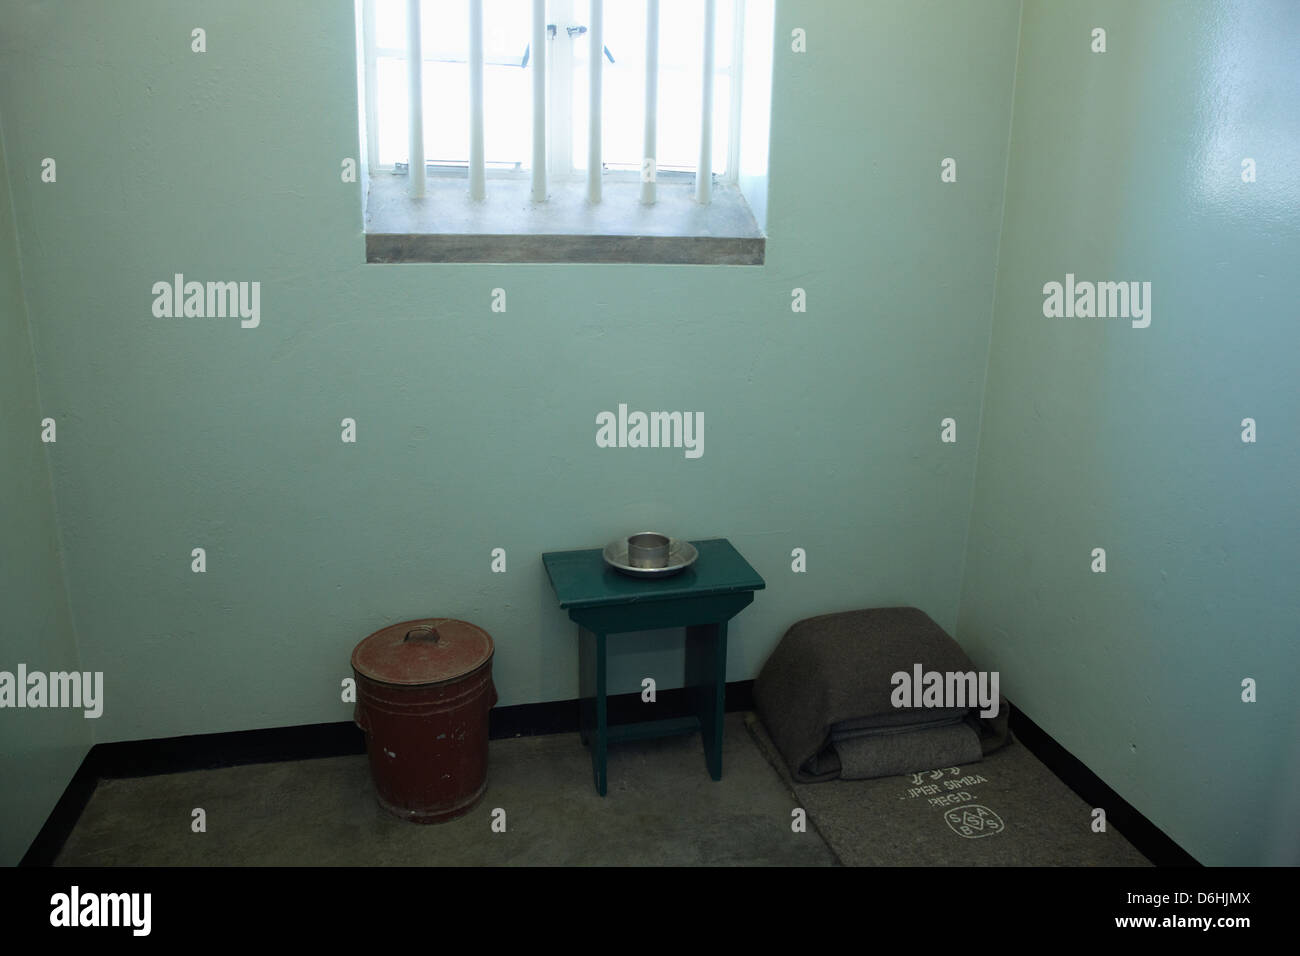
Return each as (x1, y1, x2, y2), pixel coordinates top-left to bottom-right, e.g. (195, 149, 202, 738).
(542, 538, 765, 609)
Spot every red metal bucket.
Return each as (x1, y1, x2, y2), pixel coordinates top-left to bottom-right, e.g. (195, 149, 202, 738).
(352, 618, 497, 823)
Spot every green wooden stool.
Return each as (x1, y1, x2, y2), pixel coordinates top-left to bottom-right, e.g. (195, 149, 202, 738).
(542, 538, 766, 796)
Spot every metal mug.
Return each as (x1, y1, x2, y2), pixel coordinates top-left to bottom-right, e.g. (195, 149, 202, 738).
(627, 532, 670, 569)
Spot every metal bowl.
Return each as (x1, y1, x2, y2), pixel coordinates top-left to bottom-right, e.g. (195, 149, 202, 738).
(602, 535, 698, 578)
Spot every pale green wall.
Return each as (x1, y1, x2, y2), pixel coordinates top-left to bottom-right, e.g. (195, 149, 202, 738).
(12, 0, 1293, 870)
(0, 125, 91, 865)
(957, 0, 1300, 866)
(0, 0, 1019, 748)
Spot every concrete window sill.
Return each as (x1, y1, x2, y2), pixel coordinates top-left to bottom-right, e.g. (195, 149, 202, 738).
(363, 174, 765, 265)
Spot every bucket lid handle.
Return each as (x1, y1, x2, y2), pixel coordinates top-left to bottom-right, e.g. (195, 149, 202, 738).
(403, 624, 441, 644)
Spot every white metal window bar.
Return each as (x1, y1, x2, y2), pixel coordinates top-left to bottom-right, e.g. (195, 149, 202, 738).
(371, 1, 744, 205)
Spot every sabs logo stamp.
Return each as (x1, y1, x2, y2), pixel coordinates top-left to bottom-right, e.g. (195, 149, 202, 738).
(1042, 273, 1151, 328)
(595, 403, 704, 459)
(50, 886, 151, 936)
(152, 273, 260, 328)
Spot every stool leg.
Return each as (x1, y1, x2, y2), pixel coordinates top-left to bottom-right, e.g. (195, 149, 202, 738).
(578, 625, 593, 748)
(686, 620, 727, 781)
(594, 631, 607, 795)
(579, 626, 608, 795)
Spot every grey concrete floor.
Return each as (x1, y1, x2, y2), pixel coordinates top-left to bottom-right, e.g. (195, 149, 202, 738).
(55, 712, 837, 866)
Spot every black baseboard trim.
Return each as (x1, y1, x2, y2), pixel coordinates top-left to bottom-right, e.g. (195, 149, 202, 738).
(1007, 704, 1199, 867)
(19, 749, 101, 868)
(22, 682, 1194, 868)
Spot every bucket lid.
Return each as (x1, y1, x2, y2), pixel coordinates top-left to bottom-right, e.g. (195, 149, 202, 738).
(351, 618, 494, 686)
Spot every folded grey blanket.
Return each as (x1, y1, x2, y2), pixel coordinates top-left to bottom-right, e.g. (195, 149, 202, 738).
(831, 709, 968, 738)
(800, 711, 975, 778)
(753, 606, 1010, 782)
(835, 722, 984, 780)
